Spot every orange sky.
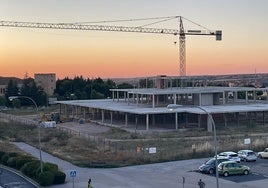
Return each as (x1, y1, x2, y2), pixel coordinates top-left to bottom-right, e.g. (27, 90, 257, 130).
(1, 1, 268, 79)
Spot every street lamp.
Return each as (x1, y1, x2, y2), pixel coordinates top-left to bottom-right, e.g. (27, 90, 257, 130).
(167, 104, 219, 188)
(8, 96, 43, 173)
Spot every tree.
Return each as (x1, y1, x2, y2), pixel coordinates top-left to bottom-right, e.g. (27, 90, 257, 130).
(20, 77, 47, 106)
(54, 76, 116, 100)
(5, 79, 19, 107)
(0, 96, 6, 106)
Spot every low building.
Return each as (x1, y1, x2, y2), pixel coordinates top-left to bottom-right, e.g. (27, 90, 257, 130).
(0, 85, 6, 96)
(56, 76, 268, 132)
(34, 73, 56, 96)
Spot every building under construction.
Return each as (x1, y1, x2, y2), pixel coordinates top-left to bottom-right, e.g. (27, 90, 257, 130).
(56, 76, 268, 132)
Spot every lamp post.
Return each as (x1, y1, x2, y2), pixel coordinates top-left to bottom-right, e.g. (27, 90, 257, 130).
(195, 106, 219, 188)
(167, 104, 219, 188)
(8, 96, 43, 173)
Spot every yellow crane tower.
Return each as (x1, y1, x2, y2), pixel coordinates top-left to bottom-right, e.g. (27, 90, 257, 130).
(0, 16, 222, 77)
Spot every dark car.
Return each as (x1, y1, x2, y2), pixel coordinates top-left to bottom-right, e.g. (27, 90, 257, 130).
(199, 157, 229, 174)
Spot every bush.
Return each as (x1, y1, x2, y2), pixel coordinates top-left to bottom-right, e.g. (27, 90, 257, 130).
(0, 151, 6, 161)
(15, 156, 34, 170)
(7, 157, 16, 168)
(43, 162, 58, 172)
(53, 171, 66, 184)
(1, 154, 9, 165)
(38, 171, 55, 186)
(21, 160, 40, 179)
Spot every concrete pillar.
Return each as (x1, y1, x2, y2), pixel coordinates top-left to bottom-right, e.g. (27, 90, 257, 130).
(125, 113, 128, 126)
(223, 113, 227, 127)
(185, 113, 188, 127)
(173, 94, 176, 104)
(152, 95, 155, 108)
(112, 91, 115, 101)
(146, 114, 149, 130)
(245, 91, 248, 104)
(117, 91, 119, 101)
(71, 105, 74, 117)
(110, 111, 113, 125)
(234, 91, 238, 100)
(222, 92, 226, 104)
(199, 93, 202, 105)
(152, 114, 155, 126)
(101, 110, 104, 123)
(83, 107, 86, 119)
(127, 93, 130, 105)
(175, 112, 178, 130)
(198, 114, 201, 128)
(92, 108, 95, 120)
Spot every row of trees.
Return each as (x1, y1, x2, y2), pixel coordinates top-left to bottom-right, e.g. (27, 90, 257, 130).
(2, 75, 264, 108)
(1, 77, 47, 107)
(54, 76, 116, 100)
(0, 76, 136, 107)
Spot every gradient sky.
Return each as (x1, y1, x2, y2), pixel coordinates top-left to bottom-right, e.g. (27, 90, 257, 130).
(0, 0, 268, 79)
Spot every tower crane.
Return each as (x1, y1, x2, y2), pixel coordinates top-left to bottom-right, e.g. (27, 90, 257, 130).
(0, 16, 222, 76)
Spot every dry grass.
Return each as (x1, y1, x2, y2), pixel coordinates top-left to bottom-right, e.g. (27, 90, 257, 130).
(1, 116, 268, 168)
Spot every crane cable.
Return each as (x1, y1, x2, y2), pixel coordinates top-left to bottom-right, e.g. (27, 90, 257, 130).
(72, 16, 179, 25)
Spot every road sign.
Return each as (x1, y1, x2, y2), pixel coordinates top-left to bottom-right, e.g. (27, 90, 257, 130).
(70, 170, 77, 178)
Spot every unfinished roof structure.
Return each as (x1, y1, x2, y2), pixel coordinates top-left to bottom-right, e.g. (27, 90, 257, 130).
(56, 77, 268, 132)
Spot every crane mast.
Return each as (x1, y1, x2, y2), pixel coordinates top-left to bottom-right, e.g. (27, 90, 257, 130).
(0, 17, 222, 76)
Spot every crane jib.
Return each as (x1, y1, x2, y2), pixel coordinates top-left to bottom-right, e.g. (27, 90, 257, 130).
(0, 21, 221, 38)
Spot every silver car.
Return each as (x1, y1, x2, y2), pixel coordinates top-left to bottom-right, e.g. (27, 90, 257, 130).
(218, 151, 241, 163)
(238, 150, 257, 162)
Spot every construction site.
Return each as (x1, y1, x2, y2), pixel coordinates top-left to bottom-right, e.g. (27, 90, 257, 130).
(3, 16, 268, 132)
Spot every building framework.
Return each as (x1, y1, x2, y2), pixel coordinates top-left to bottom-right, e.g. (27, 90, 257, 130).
(56, 84, 268, 132)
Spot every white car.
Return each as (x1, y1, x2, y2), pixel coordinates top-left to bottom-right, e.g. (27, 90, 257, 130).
(218, 151, 241, 162)
(258, 148, 268, 158)
(238, 150, 257, 162)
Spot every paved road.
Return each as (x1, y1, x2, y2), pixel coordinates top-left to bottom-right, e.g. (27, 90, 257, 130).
(13, 142, 268, 188)
(0, 166, 38, 188)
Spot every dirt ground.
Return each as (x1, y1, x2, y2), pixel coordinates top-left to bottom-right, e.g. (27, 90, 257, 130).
(58, 121, 111, 136)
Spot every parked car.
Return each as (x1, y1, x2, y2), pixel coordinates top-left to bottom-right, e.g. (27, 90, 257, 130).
(217, 151, 241, 162)
(218, 161, 250, 177)
(199, 157, 229, 174)
(238, 150, 257, 162)
(257, 148, 268, 158)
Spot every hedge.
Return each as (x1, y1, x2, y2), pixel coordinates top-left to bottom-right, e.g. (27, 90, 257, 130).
(0, 149, 66, 186)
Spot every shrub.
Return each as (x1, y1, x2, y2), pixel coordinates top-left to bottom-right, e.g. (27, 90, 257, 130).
(43, 162, 58, 172)
(38, 171, 55, 186)
(15, 156, 34, 170)
(1, 154, 9, 165)
(21, 160, 40, 179)
(0, 151, 6, 161)
(53, 171, 66, 184)
(7, 157, 16, 168)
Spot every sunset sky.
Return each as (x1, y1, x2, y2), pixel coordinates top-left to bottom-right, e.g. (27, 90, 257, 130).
(0, 0, 268, 79)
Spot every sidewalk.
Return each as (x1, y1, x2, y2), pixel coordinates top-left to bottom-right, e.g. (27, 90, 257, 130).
(13, 142, 265, 188)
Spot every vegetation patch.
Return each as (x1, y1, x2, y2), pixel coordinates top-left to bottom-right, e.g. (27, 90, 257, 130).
(1, 117, 268, 169)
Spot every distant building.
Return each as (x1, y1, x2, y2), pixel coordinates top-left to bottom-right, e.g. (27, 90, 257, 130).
(34, 73, 56, 96)
(0, 85, 6, 96)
